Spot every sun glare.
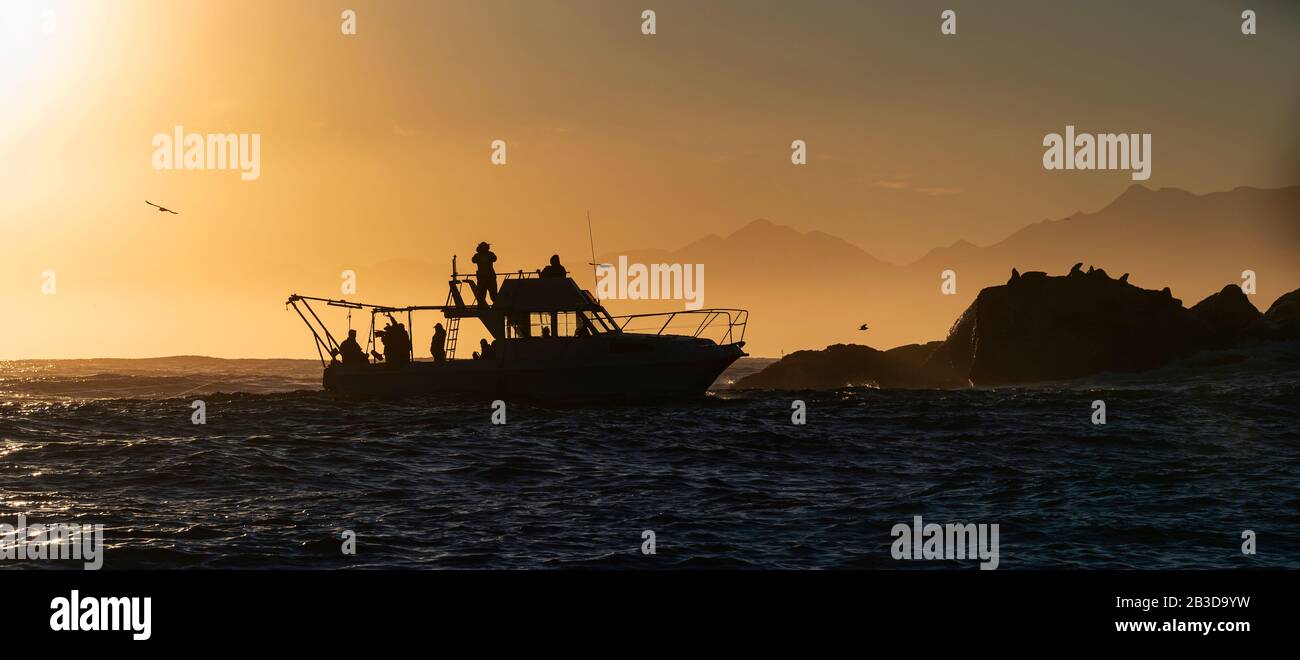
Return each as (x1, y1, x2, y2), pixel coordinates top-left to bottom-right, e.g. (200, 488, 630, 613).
(0, 2, 62, 92)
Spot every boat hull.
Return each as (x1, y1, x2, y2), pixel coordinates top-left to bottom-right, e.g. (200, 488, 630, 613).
(323, 334, 745, 402)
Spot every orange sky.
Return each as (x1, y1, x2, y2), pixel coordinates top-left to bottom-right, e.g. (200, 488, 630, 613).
(2, 0, 1298, 359)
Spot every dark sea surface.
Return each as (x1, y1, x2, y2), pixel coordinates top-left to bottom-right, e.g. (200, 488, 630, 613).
(1, 348, 1297, 570)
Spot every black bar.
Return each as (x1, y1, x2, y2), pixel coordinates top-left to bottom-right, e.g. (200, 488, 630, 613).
(8, 570, 1291, 644)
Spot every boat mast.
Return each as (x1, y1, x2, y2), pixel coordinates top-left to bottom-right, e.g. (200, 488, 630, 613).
(587, 210, 599, 301)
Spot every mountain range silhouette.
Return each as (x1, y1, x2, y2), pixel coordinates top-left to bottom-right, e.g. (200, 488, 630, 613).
(605, 184, 1300, 355)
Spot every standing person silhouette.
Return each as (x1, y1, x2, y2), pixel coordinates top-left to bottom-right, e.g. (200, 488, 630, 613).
(472, 242, 498, 306)
(430, 323, 447, 362)
(377, 314, 411, 367)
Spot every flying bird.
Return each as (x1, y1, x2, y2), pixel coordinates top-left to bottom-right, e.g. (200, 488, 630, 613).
(146, 200, 179, 214)
(858, 323, 870, 331)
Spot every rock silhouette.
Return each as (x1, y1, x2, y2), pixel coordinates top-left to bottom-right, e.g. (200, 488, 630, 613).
(732, 342, 945, 390)
(736, 266, 1300, 390)
(1249, 289, 1300, 341)
(1189, 284, 1261, 348)
(929, 268, 1213, 385)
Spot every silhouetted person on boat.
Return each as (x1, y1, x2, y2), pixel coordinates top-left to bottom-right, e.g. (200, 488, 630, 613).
(375, 322, 393, 362)
(540, 254, 566, 278)
(339, 329, 368, 366)
(478, 338, 496, 360)
(472, 242, 498, 306)
(392, 323, 411, 365)
(430, 323, 447, 362)
(376, 315, 411, 367)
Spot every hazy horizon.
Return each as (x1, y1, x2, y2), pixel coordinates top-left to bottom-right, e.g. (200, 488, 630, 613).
(6, 180, 1299, 360)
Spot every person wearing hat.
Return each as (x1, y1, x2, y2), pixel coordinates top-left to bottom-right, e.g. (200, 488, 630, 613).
(430, 322, 447, 362)
(472, 241, 498, 305)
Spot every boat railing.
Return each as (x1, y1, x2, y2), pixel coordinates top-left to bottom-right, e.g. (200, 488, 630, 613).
(449, 268, 550, 286)
(446, 268, 557, 308)
(607, 309, 748, 346)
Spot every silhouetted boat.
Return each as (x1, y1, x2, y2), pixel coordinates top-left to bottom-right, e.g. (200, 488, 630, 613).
(286, 264, 747, 401)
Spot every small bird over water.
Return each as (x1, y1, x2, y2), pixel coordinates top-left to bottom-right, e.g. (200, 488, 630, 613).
(146, 200, 179, 214)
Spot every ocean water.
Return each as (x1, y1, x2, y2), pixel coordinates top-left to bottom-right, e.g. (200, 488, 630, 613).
(1, 348, 1297, 570)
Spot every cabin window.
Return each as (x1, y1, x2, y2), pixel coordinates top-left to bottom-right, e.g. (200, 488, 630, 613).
(505, 315, 531, 339)
(523, 311, 606, 337)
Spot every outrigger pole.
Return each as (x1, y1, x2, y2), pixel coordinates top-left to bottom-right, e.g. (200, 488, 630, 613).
(287, 293, 464, 367)
(286, 295, 343, 365)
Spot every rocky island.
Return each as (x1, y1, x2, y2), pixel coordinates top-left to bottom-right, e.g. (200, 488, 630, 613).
(735, 266, 1300, 390)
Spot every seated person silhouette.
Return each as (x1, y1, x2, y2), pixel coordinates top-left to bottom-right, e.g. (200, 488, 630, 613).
(540, 255, 566, 279)
(338, 329, 368, 366)
(478, 338, 496, 360)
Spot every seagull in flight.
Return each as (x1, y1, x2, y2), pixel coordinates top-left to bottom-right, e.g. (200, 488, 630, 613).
(146, 200, 179, 214)
(858, 323, 870, 331)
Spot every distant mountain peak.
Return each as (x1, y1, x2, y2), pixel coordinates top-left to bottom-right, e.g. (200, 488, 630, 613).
(1088, 183, 1198, 218)
(728, 217, 789, 239)
(1116, 182, 1197, 200)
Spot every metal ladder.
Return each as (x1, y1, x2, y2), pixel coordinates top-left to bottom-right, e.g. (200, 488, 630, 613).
(444, 317, 460, 359)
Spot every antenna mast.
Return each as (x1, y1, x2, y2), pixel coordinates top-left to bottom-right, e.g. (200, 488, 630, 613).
(587, 210, 599, 300)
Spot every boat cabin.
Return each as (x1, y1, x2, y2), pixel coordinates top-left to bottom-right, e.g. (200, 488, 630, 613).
(286, 261, 746, 368)
(459, 275, 621, 340)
